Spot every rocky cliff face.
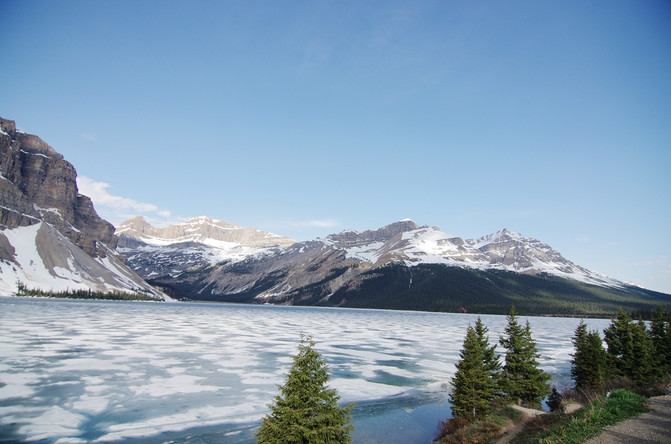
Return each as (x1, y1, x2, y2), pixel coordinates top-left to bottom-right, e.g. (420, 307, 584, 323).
(0, 117, 165, 298)
(0, 117, 116, 257)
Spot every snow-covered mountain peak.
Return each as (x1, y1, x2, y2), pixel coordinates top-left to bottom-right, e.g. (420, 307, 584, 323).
(183, 216, 237, 229)
(116, 216, 293, 248)
(322, 224, 625, 289)
(115, 215, 152, 234)
(115, 216, 296, 280)
(325, 219, 420, 249)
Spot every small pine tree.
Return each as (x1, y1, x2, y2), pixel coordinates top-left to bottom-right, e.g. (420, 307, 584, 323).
(450, 322, 498, 420)
(256, 335, 354, 444)
(571, 320, 607, 390)
(499, 306, 551, 407)
(547, 387, 562, 412)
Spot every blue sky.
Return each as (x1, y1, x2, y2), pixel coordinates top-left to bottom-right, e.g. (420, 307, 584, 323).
(2, 1, 670, 293)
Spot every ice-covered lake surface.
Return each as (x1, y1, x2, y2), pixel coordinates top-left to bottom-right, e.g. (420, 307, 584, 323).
(0, 297, 612, 443)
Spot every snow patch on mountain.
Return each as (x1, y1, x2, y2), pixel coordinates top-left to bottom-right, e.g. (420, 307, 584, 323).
(343, 241, 386, 263)
(0, 223, 169, 298)
(115, 216, 295, 279)
(118, 217, 627, 299)
(316, 222, 625, 289)
(388, 225, 624, 288)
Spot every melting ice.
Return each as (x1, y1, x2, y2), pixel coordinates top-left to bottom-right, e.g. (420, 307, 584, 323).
(0, 297, 611, 443)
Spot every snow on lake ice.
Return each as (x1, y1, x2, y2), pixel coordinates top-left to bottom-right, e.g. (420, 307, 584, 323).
(0, 297, 611, 443)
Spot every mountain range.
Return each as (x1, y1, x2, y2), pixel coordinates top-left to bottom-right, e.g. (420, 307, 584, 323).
(1, 115, 668, 314)
(116, 216, 670, 315)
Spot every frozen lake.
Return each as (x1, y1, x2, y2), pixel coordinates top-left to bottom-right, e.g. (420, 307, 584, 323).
(0, 297, 611, 443)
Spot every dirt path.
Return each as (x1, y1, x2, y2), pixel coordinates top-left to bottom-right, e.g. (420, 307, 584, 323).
(583, 394, 671, 444)
(494, 405, 546, 444)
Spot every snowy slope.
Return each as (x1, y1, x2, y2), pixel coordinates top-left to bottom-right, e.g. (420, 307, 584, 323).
(314, 222, 625, 289)
(116, 215, 293, 248)
(0, 222, 169, 298)
(116, 216, 295, 279)
(119, 218, 626, 302)
(0, 116, 168, 299)
(330, 224, 624, 288)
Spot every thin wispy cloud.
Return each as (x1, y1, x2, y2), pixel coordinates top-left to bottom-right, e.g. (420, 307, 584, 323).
(577, 235, 591, 243)
(660, 257, 671, 276)
(77, 176, 172, 226)
(80, 133, 98, 142)
(291, 219, 338, 228)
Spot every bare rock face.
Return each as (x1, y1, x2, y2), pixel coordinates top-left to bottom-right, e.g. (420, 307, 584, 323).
(117, 215, 295, 248)
(325, 219, 420, 249)
(0, 117, 116, 257)
(115, 215, 297, 281)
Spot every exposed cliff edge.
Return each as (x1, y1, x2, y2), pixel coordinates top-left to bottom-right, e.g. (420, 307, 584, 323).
(0, 117, 167, 298)
(0, 117, 116, 257)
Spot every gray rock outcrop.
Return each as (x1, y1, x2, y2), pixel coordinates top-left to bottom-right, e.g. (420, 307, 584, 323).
(0, 117, 116, 257)
(0, 116, 165, 297)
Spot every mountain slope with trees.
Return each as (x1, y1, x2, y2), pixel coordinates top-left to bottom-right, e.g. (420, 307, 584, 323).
(121, 218, 671, 315)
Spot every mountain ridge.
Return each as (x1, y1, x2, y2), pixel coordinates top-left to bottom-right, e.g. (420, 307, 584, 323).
(2, 115, 666, 311)
(116, 216, 648, 312)
(117, 215, 295, 248)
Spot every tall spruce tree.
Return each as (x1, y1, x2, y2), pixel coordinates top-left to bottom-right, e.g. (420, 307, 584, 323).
(256, 335, 354, 444)
(571, 320, 607, 390)
(450, 320, 499, 420)
(603, 308, 653, 384)
(604, 309, 635, 379)
(499, 306, 551, 407)
(474, 316, 502, 396)
(650, 305, 671, 377)
(631, 318, 654, 383)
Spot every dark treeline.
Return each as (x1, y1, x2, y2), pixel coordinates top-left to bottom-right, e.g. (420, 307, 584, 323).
(572, 305, 671, 392)
(153, 263, 671, 318)
(324, 264, 671, 318)
(15, 282, 162, 302)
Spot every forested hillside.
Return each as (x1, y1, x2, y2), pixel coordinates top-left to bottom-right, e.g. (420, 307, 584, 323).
(320, 264, 670, 316)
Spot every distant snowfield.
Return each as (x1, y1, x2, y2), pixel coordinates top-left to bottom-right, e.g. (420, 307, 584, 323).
(0, 298, 611, 443)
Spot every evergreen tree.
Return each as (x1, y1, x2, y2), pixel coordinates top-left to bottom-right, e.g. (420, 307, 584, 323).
(547, 387, 562, 412)
(603, 308, 653, 384)
(256, 335, 354, 444)
(450, 322, 498, 420)
(650, 305, 671, 377)
(499, 306, 551, 407)
(631, 319, 653, 383)
(571, 320, 607, 389)
(604, 308, 635, 379)
(474, 316, 502, 396)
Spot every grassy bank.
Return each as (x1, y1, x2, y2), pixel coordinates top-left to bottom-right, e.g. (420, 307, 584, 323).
(513, 389, 649, 444)
(435, 389, 652, 444)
